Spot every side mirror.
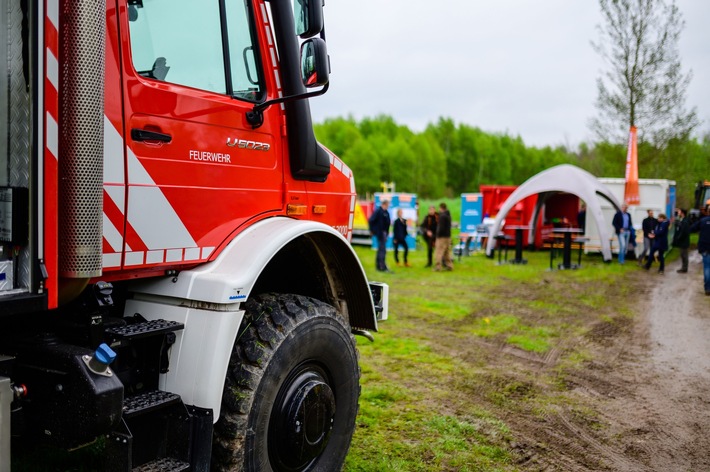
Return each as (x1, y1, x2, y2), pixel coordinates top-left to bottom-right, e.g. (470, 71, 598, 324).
(300, 38, 329, 88)
(294, 0, 323, 38)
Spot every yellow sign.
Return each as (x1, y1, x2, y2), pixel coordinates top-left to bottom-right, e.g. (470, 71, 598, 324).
(353, 202, 369, 230)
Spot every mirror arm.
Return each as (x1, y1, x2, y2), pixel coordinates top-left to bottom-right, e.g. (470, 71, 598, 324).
(245, 82, 329, 128)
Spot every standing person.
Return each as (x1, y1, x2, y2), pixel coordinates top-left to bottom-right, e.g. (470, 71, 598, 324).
(433, 202, 453, 271)
(612, 204, 633, 264)
(420, 206, 438, 267)
(638, 209, 657, 266)
(369, 200, 392, 273)
(644, 213, 669, 274)
(689, 207, 710, 295)
(392, 208, 410, 267)
(577, 203, 587, 234)
(673, 208, 691, 273)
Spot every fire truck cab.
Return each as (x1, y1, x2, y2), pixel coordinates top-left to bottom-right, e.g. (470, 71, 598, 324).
(0, 0, 387, 470)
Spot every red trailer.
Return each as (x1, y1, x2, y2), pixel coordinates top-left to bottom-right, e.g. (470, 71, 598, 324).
(480, 185, 581, 248)
(480, 185, 541, 246)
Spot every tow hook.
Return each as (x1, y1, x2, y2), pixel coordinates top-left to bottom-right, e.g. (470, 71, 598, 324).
(352, 329, 374, 342)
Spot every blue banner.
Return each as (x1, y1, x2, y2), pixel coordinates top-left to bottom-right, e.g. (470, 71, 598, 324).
(372, 193, 418, 250)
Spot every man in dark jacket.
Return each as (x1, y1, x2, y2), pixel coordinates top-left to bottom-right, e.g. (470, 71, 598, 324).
(612, 204, 633, 264)
(420, 206, 438, 267)
(392, 208, 410, 267)
(369, 200, 391, 272)
(644, 213, 669, 274)
(638, 209, 657, 266)
(673, 208, 691, 273)
(433, 203, 453, 271)
(690, 208, 710, 295)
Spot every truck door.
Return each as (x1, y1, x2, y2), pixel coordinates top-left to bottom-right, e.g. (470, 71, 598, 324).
(117, 0, 282, 269)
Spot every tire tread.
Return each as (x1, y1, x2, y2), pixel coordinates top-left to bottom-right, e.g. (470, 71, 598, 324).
(211, 293, 358, 472)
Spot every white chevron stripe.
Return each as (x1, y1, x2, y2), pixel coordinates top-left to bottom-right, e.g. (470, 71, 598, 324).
(47, 0, 58, 28)
(104, 116, 125, 184)
(127, 187, 197, 249)
(104, 185, 125, 213)
(46, 51, 58, 90)
(127, 147, 155, 185)
(46, 113, 58, 159)
(103, 214, 123, 252)
(125, 148, 197, 249)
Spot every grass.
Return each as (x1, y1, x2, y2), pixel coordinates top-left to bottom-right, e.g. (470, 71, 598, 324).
(344, 239, 642, 471)
(15, 229, 648, 471)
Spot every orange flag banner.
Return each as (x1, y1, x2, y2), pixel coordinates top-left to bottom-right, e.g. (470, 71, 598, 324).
(624, 126, 640, 205)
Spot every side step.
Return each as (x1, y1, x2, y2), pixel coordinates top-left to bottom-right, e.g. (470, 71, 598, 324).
(104, 316, 212, 470)
(133, 457, 190, 472)
(123, 390, 181, 418)
(107, 389, 192, 472)
(106, 319, 184, 344)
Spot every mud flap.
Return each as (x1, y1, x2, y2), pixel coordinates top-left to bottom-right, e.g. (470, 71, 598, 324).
(369, 282, 389, 321)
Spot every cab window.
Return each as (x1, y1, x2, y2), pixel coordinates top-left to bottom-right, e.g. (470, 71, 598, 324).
(127, 0, 263, 100)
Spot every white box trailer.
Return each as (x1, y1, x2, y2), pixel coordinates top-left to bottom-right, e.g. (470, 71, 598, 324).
(584, 178, 676, 256)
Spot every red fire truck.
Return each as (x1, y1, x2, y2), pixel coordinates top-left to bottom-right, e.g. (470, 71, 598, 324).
(0, 0, 387, 470)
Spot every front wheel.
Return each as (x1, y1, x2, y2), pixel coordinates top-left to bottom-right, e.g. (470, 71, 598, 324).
(212, 293, 360, 472)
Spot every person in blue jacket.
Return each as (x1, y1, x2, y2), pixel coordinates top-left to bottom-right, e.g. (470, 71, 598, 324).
(690, 208, 710, 295)
(644, 213, 670, 274)
(369, 200, 392, 273)
(612, 204, 633, 264)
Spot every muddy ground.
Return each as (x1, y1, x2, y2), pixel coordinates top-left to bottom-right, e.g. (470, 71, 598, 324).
(498, 253, 710, 471)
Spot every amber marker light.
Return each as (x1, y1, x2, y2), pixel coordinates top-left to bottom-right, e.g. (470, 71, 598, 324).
(312, 205, 327, 214)
(286, 204, 307, 216)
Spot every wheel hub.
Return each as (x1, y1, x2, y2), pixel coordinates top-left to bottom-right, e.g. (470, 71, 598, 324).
(271, 369, 336, 470)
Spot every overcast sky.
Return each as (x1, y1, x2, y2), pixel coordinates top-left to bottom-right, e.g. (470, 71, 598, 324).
(310, 0, 710, 149)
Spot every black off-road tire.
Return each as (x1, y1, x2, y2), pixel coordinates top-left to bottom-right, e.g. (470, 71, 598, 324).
(212, 293, 360, 472)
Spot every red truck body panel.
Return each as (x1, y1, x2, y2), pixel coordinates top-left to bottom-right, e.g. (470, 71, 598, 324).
(38, 0, 355, 307)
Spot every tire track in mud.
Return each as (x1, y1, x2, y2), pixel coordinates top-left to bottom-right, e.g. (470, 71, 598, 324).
(508, 255, 710, 471)
(551, 409, 645, 471)
(597, 255, 710, 471)
(648, 252, 710, 376)
(417, 254, 710, 471)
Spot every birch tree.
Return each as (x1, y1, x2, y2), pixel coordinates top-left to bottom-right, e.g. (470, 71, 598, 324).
(590, 0, 699, 146)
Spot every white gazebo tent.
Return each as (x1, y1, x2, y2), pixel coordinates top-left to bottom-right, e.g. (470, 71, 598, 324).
(484, 164, 621, 261)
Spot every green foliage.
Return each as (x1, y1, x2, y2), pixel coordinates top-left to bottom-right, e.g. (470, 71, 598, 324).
(343, 139, 381, 195)
(315, 114, 577, 198)
(316, 114, 710, 210)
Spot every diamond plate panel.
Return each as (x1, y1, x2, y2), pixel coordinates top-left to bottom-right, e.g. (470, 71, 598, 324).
(1, 0, 31, 290)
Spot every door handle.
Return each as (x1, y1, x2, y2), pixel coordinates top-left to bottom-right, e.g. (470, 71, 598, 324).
(131, 128, 172, 143)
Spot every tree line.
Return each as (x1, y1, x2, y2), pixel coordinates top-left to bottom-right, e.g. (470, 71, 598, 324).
(314, 114, 710, 209)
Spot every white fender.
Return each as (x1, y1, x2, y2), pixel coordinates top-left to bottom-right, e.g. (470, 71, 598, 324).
(130, 217, 357, 304)
(126, 217, 371, 419)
